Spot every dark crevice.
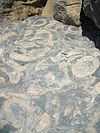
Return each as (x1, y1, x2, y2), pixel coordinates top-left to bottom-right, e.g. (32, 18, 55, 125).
(0, 124, 17, 133)
(40, 0, 48, 6)
(66, 2, 81, 6)
(22, 1, 43, 8)
(80, 1, 100, 50)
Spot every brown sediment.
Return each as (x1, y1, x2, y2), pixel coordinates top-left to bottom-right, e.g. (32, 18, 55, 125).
(0, 0, 44, 21)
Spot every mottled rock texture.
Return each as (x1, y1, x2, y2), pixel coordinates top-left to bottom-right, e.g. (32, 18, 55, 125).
(0, 16, 100, 133)
(1, 0, 100, 30)
(83, 0, 100, 30)
(0, 0, 43, 21)
(42, 0, 82, 26)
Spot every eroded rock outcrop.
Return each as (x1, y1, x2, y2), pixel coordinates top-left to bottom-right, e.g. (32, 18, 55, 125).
(42, 0, 82, 26)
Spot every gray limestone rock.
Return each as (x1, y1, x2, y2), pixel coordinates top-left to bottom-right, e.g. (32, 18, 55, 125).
(0, 16, 100, 133)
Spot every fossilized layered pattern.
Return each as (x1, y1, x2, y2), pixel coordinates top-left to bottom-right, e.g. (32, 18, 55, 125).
(0, 16, 100, 133)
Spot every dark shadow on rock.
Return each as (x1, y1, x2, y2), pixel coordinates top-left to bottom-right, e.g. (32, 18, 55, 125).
(0, 124, 17, 133)
(40, 0, 47, 6)
(94, 120, 100, 133)
(22, 1, 43, 8)
(80, 0, 100, 50)
(0, 97, 6, 107)
(2, 0, 14, 8)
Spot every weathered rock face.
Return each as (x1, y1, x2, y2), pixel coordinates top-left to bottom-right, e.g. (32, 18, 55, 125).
(0, 16, 100, 133)
(0, 0, 14, 10)
(1, 0, 100, 30)
(83, 0, 100, 30)
(0, 0, 43, 21)
(0, 0, 13, 5)
(54, 0, 82, 26)
(42, 0, 82, 26)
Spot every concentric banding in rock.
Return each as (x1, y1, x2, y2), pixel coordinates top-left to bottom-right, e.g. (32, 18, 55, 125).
(71, 56, 100, 77)
(64, 25, 82, 35)
(29, 17, 49, 28)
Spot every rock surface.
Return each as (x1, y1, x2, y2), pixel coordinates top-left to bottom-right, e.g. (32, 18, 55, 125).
(42, 0, 82, 26)
(0, 0, 43, 21)
(1, 0, 100, 30)
(83, 0, 100, 30)
(0, 16, 100, 133)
